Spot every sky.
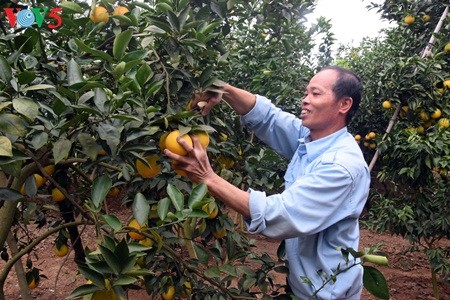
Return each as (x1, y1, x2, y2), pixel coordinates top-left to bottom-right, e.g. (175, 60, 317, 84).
(307, 0, 395, 47)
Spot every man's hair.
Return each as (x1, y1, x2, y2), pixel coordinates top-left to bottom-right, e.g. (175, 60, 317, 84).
(320, 65, 363, 124)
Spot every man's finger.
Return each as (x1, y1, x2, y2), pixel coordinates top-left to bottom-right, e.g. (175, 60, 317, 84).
(177, 136, 194, 153)
(164, 149, 186, 162)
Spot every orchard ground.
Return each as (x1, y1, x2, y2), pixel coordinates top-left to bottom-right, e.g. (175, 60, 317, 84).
(2, 195, 449, 300)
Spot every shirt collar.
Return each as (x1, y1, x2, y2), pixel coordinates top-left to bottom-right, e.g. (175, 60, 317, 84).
(298, 127, 348, 161)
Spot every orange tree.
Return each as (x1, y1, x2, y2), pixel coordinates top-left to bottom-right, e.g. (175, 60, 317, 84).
(0, 0, 389, 299)
(336, 0, 450, 298)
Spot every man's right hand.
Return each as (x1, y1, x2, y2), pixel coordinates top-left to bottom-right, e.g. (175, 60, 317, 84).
(190, 89, 223, 116)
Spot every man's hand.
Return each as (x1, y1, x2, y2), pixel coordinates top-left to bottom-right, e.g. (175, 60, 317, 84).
(164, 135, 215, 183)
(190, 90, 223, 116)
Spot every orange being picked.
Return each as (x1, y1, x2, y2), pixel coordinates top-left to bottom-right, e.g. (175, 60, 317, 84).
(165, 130, 193, 156)
(136, 155, 161, 179)
(90, 6, 109, 23)
(128, 219, 146, 240)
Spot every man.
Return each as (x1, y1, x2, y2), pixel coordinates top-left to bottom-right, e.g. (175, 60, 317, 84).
(164, 66, 371, 299)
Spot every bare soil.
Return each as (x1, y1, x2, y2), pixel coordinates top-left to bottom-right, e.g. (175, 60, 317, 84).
(2, 200, 449, 300)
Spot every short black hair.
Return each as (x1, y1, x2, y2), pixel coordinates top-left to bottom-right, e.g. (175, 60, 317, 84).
(320, 65, 363, 124)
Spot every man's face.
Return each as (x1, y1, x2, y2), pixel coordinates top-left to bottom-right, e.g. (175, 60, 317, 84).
(300, 69, 349, 140)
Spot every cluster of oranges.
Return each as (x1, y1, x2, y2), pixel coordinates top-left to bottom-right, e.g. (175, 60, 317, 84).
(354, 131, 377, 150)
(89, 6, 129, 23)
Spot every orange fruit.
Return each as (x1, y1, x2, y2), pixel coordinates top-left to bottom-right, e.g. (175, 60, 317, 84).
(54, 244, 69, 257)
(430, 108, 442, 119)
(98, 148, 107, 156)
(369, 143, 377, 150)
(404, 15, 415, 25)
(162, 285, 175, 300)
(217, 154, 235, 169)
(354, 134, 361, 141)
(422, 14, 430, 22)
(139, 238, 154, 247)
(165, 130, 193, 156)
(419, 111, 430, 122)
(33, 174, 46, 188)
(368, 131, 376, 139)
(438, 118, 449, 128)
(212, 227, 226, 239)
(107, 186, 120, 197)
(90, 6, 109, 23)
(43, 165, 55, 176)
(382, 100, 392, 109)
(202, 203, 219, 219)
(91, 289, 118, 300)
(136, 155, 161, 179)
(445, 42, 450, 52)
(444, 80, 450, 89)
(193, 131, 210, 148)
(128, 219, 146, 240)
(28, 277, 37, 289)
(113, 6, 129, 16)
(52, 188, 65, 202)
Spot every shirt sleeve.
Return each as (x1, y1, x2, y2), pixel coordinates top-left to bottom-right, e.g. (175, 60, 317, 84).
(241, 95, 306, 159)
(246, 162, 357, 240)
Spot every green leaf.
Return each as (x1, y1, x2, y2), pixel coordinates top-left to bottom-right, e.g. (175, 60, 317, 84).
(157, 197, 170, 220)
(132, 193, 150, 226)
(113, 29, 133, 60)
(66, 284, 101, 299)
(363, 266, 389, 300)
(0, 55, 12, 83)
(76, 264, 105, 288)
(92, 175, 112, 209)
(61, 1, 83, 13)
(167, 10, 180, 32)
(94, 88, 107, 113)
(0, 188, 23, 201)
(113, 275, 137, 286)
(0, 113, 28, 137)
(77, 133, 99, 161)
(0, 136, 13, 157)
(167, 184, 184, 211)
(74, 39, 113, 63)
(21, 84, 55, 93)
(99, 245, 121, 275)
(67, 58, 84, 86)
(188, 183, 208, 209)
(53, 139, 72, 164)
(136, 63, 153, 87)
(102, 214, 122, 231)
(204, 266, 221, 278)
(12, 98, 39, 121)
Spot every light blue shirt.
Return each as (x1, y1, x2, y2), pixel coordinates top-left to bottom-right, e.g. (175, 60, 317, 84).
(241, 96, 371, 299)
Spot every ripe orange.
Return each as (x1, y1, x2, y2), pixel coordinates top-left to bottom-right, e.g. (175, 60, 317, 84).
(354, 134, 361, 141)
(193, 131, 210, 148)
(91, 289, 118, 300)
(136, 155, 161, 179)
(165, 130, 193, 156)
(113, 6, 129, 16)
(445, 42, 450, 52)
(54, 244, 69, 257)
(416, 126, 425, 134)
(43, 165, 55, 176)
(162, 285, 175, 300)
(128, 219, 146, 240)
(52, 188, 65, 202)
(218, 132, 228, 142)
(202, 203, 219, 219)
(98, 148, 107, 156)
(404, 15, 415, 25)
(422, 14, 430, 22)
(444, 80, 450, 89)
(430, 108, 442, 119)
(28, 277, 37, 289)
(419, 111, 430, 122)
(34, 174, 46, 188)
(180, 281, 192, 298)
(212, 227, 226, 239)
(438, 118, 449, 128)
(90, 6, 109, 23)
(382, 100, 392, 109)
(369, 143, 377, 150)
(368, 131, 376, 139)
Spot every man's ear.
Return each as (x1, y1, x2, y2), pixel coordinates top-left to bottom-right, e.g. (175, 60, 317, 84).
(339, 97, 353, 114)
